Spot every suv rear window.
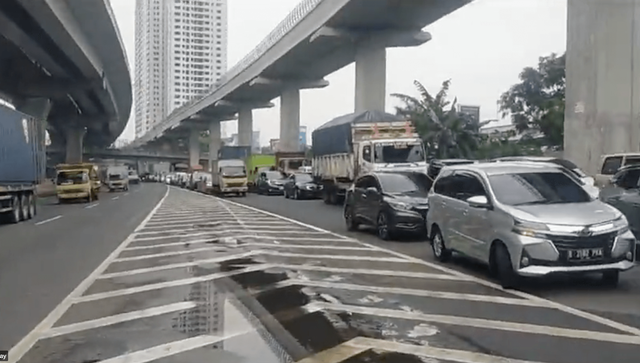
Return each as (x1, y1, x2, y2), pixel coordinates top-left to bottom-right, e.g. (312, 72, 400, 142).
(601, 156, 622, 175)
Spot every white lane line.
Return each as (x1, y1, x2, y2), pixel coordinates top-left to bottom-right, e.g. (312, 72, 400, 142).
(272, 264, 470, 281)
(113, 248, 406, 263)
(73, 265, 266, 303)
(112, 196, 119, 200)
(98, 251, 262, 279)
(214, 190, 640, 337)
(313, 302, 640, 345)
(131, 229, 327, 241)
(140, 220, 292, 229)
(9, 185, 170, 363)
(40, 302, 195, 339)
(123, 240, 375, 251)
(257, 279, 545, 307)
(124, 193, 129, 196)
(99, 332, 249, 363)
(346, 337, 546, 363)
(85, 203, 99, 209)
(34, 215, 62, 226)
(133, 224, 313, 235)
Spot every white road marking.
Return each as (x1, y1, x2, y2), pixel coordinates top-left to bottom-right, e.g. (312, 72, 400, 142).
(85, 203, 99, 209)
(295, 343, 367, 363)
(345, 337, 546, 363)
(112, 196, 119, 200)
(140, 220, 292, 229)
(123, 239, 375, 251)
(132, 224, 311, 235)
(216, 191, 640, 337)
(313, 302, 640, 345)
(124, 193, 129, 196)
(34, 215, 62, 226)
(40, 302, 195, 339)
(9, 186, 170, 363)
(99, 332, 250, 363)
(270, 264, 470, 281)
(131, 229, 327, 241)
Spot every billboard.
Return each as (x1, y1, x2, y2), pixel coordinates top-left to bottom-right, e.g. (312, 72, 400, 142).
(458, 105, 480, 122)
(299, 126, 307, 151)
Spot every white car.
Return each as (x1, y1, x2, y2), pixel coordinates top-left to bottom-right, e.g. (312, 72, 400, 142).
(128, 170, 140, 184)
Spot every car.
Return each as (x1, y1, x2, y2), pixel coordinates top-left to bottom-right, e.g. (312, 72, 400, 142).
(256, 170, 288, 195)
(283, 173, 322, 199)
(128, 170, 140, 184)
(599, 164, 640, 256)
(344, 171, 429, 240)
(426, 161, 635, 288)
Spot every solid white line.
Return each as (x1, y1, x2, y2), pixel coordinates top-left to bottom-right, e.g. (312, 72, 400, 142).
(132, 224, 311, 236)
(73, 265, 266, 303)
(40, 302, 195, 339)
(214, 191, 640, 337)
(85, 203, 99, 209)
(34, 215, 62, 226)
(314, 302, 640, 345)
(114, 246, 231, 262)
(98, 333, 249, 363)
(258, 279, 545, 307)
(9, 185, 170, 363)
(98, 251, 262, 279)
(131, 229, 327, 241)
(140, 220, 292, 229)
(271, 263, 470, 281)
(112, 196, 119, 200)
(123, 240, 375, 251)
(346, 337, 545, 363)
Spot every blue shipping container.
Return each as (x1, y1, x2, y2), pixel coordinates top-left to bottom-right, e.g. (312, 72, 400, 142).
(0, 105, 43, 185)
(218, 146, 251, 160)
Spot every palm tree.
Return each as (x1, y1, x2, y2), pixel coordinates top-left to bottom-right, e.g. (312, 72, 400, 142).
(392, 80, 487, 159)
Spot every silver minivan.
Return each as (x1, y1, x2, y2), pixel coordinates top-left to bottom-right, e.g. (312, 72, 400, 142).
(426, 162, 635, 288)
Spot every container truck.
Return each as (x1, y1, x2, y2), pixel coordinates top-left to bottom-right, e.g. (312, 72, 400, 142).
(275, 151, 309, 175)
(0, 105, 44, 223)
(312, 110, 427, 204)
(218, 146, 251, 160)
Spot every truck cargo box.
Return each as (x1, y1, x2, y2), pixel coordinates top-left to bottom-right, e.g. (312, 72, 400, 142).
(218, 146, 251, 160)
(0, 105, 44, 185)
(312, 110, 404, 156)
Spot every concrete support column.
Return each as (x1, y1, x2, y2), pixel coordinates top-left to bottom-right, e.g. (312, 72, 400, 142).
(280, 87, 301, 152)
(188, 129, 200, 169)
(355, 41, 387, 113)
(238, 107, 253, 147)
(565, 0, 640, 175)
(208, 121, 221, 172)
(64, 126, 85, 164)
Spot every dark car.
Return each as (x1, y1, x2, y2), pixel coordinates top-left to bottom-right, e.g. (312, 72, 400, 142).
(600, 164, 640, 253)
(283, 173, 322, 199)
(344, 172, 430, 240)
(256, 170, 288, 195)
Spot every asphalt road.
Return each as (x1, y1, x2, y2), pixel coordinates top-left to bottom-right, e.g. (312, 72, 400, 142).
(0, 183, 167, 351)
(6, 186, 640, 363)
(234, 193, 640, 330)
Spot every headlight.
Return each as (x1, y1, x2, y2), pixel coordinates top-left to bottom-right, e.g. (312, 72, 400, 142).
(613, 215, 630, 235)
(512, 219, 549, 238)
(388, 200, 412, 211)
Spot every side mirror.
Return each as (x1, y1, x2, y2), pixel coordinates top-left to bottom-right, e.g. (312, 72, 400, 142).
(366, 186, 378, 193)
(467, 195, 491, 209)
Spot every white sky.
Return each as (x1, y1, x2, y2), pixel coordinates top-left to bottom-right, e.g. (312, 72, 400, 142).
(109, 0, 566, 145)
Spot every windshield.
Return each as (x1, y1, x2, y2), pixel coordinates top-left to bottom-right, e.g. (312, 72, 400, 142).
(108, 174, 124, 180)
(489, 172, 591, 206)
(295, 174, 312, 182)
(284, 159, 304, 170)
(266, 171, 286, 180)
(374, 141, 425, 163)
(378, 173, 420, 194)
(221, 166, 246, 176)
(57, 171, 87, 185)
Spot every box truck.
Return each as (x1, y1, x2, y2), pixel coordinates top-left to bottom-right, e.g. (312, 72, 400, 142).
(312, 110, 427, 204)
(0, 105, 45, 223)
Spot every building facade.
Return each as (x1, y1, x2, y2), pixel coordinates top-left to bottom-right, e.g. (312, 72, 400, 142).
(134, 0, 228, 138)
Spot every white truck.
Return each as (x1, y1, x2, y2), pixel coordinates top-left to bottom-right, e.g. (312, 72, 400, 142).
(106, 165, 129, 192)
(312, 110, 427, 204)
(211, 159, 248, 196)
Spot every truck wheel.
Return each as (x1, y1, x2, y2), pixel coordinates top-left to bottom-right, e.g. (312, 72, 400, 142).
(323, 190, 331, 204)
(9, 196, 20, 223)
(27, 194, 36, 219)
(20, 195, 29, 221)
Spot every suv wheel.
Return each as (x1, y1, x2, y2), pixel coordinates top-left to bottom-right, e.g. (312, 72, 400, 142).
(344, 206, 359, 231)
(494, 243, 519, 289)
(377, 212, 392, 240)
(431, 228, 451, 262)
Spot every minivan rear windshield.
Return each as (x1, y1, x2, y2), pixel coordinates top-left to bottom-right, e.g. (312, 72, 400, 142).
(488, 172, 591, 206)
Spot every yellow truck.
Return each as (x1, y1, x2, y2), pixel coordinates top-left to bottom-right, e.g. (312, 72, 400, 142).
(55, 163, 101, 203)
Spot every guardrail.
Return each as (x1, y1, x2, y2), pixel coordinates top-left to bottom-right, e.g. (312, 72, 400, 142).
(144, 0, 324, 138)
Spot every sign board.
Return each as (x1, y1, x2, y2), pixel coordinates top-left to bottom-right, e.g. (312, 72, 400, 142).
(458, 105, 480, 122)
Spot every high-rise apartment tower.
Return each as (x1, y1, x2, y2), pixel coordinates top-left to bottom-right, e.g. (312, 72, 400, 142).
(134, 0, 228, 138)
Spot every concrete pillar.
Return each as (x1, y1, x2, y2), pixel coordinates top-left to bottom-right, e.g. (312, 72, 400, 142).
(355, 41, 387, 113)
(565, 0, 640, 175)
(238, 108, 253, 147)
(64, 126, 85, 164)
(208, 121, 221, 172)
(280, 87, 301, 152)
(188, 128, 200, 169)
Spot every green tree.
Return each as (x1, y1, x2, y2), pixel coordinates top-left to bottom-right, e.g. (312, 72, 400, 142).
(392, 80, 488, 159)
(498, 52, 565, 146)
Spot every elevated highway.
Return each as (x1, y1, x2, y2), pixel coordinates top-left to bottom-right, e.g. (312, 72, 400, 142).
(0, 0, 132, 162)
(129, 0, 471, 168)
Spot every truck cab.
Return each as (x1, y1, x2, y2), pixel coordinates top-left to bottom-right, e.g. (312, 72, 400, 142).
(213, 159, 248, 196)
(55, 163, 101, 202)
(106, 166, 129, 192)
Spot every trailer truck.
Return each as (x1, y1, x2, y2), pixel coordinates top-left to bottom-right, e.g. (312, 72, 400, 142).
(312, 110, 427, 204)
(0, 105, 45, 223)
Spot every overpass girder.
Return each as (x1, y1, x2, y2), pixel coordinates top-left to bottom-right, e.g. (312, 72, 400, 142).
(248, 76, 329, 90)
(310, 26, 431, 48)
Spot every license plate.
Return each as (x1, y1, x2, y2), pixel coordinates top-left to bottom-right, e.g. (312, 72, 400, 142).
(568, 248, 603, 260)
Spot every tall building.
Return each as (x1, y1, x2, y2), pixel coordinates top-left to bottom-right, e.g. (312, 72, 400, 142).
(134, 0, 228, 138)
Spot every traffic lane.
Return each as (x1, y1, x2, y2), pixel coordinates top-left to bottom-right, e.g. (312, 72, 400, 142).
(235, 193, 640, 328)
(20, 188, 640, 363)
(0, 183, 166, 350)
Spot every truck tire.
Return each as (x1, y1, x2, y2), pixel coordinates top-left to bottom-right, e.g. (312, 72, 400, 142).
(9, 196, 20, 223)
(20, 195, 29, 221)
(27, 194, 36, 219)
